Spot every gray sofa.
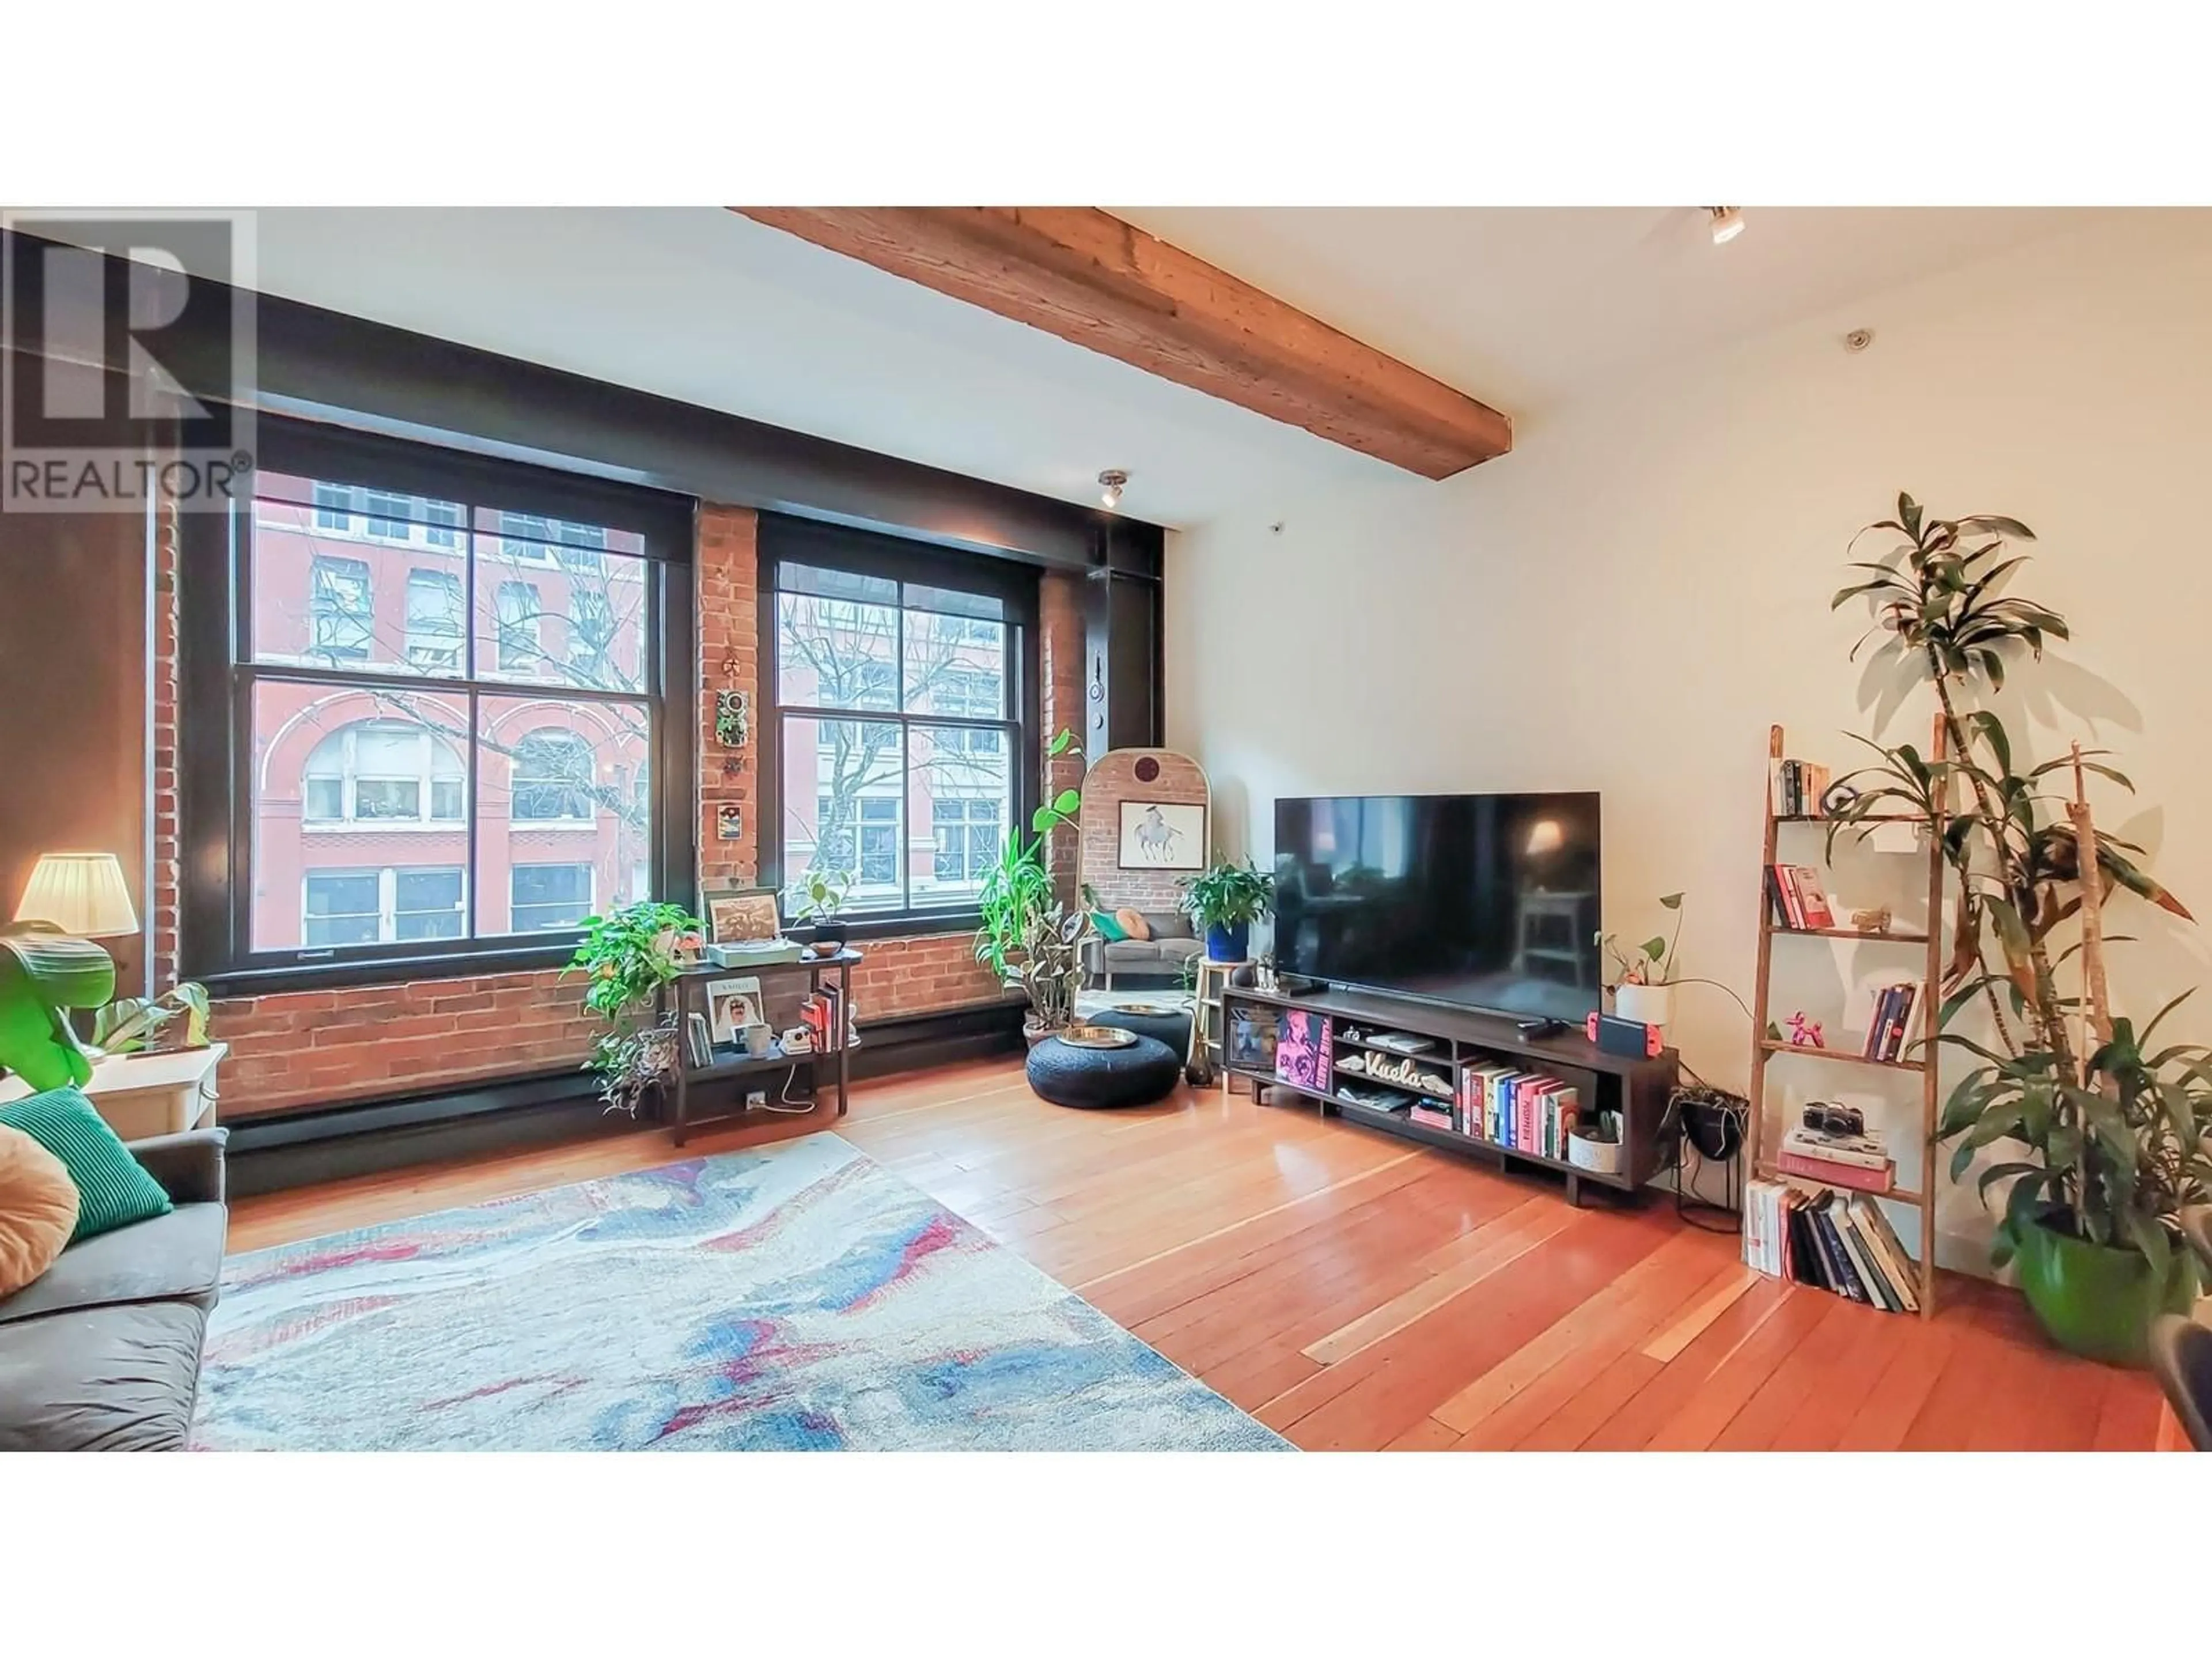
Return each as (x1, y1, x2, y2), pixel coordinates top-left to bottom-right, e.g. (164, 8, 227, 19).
(1085, 910, 1203, 988)
(0, 1127, 228, 1452)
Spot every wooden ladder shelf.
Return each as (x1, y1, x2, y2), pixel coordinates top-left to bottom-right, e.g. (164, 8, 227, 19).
(1745, 719, 1945, 1317)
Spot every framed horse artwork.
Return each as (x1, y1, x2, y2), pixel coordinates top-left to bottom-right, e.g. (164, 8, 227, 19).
(1119, 800, 1206, 870)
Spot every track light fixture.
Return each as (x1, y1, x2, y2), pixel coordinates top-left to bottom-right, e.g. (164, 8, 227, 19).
(1099, 468, 1128, 510)
(1707, 206, 1745, 245)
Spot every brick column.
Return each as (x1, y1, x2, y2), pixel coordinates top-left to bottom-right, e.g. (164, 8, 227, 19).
(696, 503, 759, 892)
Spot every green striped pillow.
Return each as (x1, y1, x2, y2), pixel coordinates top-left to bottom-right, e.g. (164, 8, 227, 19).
(0, 1086, 173, 1243)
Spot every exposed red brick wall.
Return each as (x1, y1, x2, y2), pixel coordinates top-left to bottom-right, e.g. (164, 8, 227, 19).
(160, 499, 1080, 1122)
(1078, 748, 1211, 914)
(216, 970, 599, 1113)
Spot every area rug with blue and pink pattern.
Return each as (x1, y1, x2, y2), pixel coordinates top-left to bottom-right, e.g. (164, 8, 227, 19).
(191, 1132, 1287, 1451)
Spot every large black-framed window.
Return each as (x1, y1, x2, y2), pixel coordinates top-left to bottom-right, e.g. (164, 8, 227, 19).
(181, 415, 696, 994)
(758, 515, 1039, 932)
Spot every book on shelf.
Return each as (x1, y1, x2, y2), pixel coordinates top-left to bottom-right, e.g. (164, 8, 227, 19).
(1408, 1103, 1455, 1131)
(1745, 1180, 1917, 1312)
(1770, 758, 1834, 818)
(1458, 1063, 1579, 1154)
(1764, 863, 1835, 929)
(1859, 980, 1922, 1062)
(1776, 1148, 1895, 1193)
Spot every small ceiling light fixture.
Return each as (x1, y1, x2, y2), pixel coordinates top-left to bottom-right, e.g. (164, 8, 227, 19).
(1707, 206, 1746, 245)
(1098, 468, 1128, 510)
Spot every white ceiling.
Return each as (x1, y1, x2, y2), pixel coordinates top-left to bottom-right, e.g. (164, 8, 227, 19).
(236, 206, 2101, 529)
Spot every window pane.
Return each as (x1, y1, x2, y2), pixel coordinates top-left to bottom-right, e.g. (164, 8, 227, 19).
(477, 693, 651, 936)
(404, 569, 464, 673)
(395, 867, 465, 940)
(303, 870, 380, 946)
(782, 715, 906, 912)
(252, 685, 470, 950)
(912, 725, 1011, 907)
(777, 593, 898, 713)
(474, 531, 646, 691)
(510, 862, 594, 933)
(251, 472, 467, 677)
(903, 609, 1006, 716)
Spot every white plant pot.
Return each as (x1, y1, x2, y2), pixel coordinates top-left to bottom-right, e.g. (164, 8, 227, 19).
(1613, 982, 1674, 1028)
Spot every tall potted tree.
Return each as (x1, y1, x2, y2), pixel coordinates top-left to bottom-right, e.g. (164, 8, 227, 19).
(1832, 494, 2211, 1363)
(974, 729, 1093, 1043)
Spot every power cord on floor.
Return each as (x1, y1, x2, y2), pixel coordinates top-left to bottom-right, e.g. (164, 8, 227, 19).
(756, 1057, 818, 1113)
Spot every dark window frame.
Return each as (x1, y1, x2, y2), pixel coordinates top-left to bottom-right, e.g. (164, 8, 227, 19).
(757, 514, 1040, 939)
(180, 414, 697, 995)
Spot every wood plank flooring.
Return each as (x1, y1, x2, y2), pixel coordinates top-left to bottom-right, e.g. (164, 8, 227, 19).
(226, 1058, 2166, 1450)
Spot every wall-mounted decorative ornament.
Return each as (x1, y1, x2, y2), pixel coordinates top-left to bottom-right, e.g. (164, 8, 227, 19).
(715, 689, 750, 749)
(715, 803, 744, 842)
(720, 756, 747, 778)
(1133, 755, 1160, 785)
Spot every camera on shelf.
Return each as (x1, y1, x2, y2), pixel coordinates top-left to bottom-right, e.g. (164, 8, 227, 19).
(1801, 1101, 1865, 1138)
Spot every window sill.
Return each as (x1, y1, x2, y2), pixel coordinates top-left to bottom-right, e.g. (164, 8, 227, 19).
(812, 910, 983, 945)
(199, 940, 582, 1000)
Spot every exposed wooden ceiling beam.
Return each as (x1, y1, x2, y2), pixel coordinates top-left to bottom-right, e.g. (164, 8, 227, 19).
(730, 207, 1512, 479)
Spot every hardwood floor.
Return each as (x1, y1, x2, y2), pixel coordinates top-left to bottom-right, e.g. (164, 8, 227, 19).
(227, 1058, 2166, 1450)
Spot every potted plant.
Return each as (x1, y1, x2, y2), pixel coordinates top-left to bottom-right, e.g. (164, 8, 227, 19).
(1597, 893, 1684, 1027)
(1832, 494, 2209, 1363)
(972, 729, 1088, 1041)
(1179, 859, 1275, 963)
(92, 980, 212, 1057)
(790, 865, 853, 950)
(564, 899, 704, 1116)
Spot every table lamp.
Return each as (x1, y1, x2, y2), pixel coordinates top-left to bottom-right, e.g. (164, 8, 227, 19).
(14, 852, 141, 938)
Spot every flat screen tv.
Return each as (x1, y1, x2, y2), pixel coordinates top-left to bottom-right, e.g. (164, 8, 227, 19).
(1273, 792, 1602, 1021)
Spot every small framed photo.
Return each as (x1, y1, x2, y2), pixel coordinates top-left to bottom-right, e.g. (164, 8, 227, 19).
(1119, 800, 1206, 870)
(706, 887, 782, 944)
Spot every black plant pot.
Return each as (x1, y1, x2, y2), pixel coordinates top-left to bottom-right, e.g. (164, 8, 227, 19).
(810, 922, 849, 951)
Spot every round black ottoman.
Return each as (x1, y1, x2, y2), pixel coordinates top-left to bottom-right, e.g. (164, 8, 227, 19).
(1087, 1004, 1191, 1055)
(1027, 1033, 1181, 1109)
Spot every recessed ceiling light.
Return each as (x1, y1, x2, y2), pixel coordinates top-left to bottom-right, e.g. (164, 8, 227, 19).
(1098, 468, 1128, 510)
(1707, 206, 1746, 245)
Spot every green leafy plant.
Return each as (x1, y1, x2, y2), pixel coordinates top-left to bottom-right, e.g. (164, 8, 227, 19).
(1016, 903, 1090, 1033)
(0, 925, 116, 1090)
(973, 729, 1086, 1031)
(789, 866, 852, 923)
(92, 982, 211, 1056)
(1178, 859, 1276, 930)
(1596, 892, 1684, 986)
(564, 900, 704, 1115)
(1831, 493, 2209, 1285)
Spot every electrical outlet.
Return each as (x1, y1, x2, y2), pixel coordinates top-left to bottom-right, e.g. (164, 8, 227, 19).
(746, 1089, 766, 1111)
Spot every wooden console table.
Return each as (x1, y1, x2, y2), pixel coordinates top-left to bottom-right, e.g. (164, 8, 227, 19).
(660, 950, 857, 1147)
(1221, 983, 1677, 1206)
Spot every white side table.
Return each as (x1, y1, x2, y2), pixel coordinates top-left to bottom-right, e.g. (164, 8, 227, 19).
(0, 1043, 227, 1141)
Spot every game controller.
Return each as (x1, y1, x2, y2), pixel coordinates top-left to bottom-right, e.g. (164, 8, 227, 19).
(1586, 1011, 1664, 1058)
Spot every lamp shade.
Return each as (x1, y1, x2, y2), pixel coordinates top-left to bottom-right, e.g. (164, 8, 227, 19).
(14, 853, 141, 937)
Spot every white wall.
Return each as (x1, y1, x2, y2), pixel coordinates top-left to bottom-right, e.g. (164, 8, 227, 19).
(1165, 211, 2212, 1265)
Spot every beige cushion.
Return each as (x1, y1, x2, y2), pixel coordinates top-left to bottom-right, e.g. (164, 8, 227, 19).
(0, 1123, 81, 1298)
(1114, 908, 1151, 941)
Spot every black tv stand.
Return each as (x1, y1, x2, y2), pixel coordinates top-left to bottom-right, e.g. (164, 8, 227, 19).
(1221, 981, 1679, 1206)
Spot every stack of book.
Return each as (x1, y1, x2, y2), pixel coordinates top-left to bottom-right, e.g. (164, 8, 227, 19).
(1764, 863, 1836, 929)
(1743, 1177, 1921, 1313)
(1775, 1120, 1895, 1192)
(799, 983, 852, 1054)
(1770, 758, 1834, 817)
(1861, 980, 1922, 1062)
(1460, 1063, 1581, 1157)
